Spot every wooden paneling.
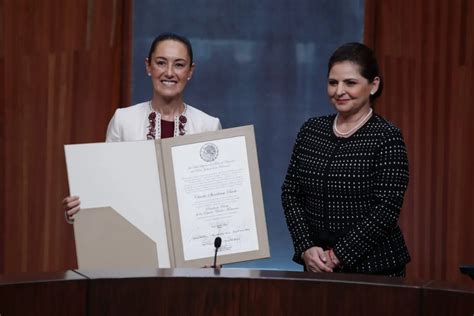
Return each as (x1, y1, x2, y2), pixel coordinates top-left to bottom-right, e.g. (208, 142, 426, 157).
(0, 271, 88, 316)
(365, 0, 474, 282)
(2, 0, 472, 282)
(82, 268, 424, 316)
(423, 281, 474, 316)
(247, 277, 420, 315)
(0, 0, 132, 273)
(2, 268, 473, 316)
(0, 0, 4, 275)
(89, 277, 248, 315)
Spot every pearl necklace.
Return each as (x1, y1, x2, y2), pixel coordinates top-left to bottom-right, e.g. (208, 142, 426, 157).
(147, 101, 188, 139)
(333, 108, 373, 138)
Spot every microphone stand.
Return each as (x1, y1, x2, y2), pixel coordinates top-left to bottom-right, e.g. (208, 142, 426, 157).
(213, 237, 222, 268)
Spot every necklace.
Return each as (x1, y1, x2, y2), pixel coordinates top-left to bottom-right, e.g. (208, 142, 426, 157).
(333, 108, 373, 138)
(147, 101, 188, 139)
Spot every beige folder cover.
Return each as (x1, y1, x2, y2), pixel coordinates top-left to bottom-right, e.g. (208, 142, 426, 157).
(74, 207, 158, 269)
(65, 140, 171, 269)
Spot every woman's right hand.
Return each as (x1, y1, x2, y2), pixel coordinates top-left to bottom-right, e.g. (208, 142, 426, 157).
(62, 195, 81, 222)
(303, 246, 335, 272)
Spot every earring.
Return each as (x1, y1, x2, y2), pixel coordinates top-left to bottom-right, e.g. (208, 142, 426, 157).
(370, 91, 375, 95)
(187, 77, 191, 80)
(147, 73, 151, 76)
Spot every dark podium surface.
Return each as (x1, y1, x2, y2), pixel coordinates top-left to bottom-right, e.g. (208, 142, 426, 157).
(1, 268, 473, 315)
(0, 271, 88, 316)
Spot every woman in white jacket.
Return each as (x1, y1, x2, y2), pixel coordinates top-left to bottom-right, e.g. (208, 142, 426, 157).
(63, 33, 221, 222)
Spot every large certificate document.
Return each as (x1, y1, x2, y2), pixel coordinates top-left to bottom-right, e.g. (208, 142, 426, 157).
(161, 126, 269, 267)
(65, 125, 270, 269)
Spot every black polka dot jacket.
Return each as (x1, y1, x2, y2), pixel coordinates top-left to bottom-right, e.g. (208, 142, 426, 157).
(282, 114, 411, 274)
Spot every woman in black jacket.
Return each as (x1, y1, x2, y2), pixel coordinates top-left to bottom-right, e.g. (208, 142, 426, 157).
(282, 42, 410, 277)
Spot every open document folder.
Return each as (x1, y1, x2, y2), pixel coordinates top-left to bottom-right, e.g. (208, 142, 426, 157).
(65, 125, 270, 269)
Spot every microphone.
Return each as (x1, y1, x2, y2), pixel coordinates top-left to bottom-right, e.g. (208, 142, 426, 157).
(213, 237, 222, 268)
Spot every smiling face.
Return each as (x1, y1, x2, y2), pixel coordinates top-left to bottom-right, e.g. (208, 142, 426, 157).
(327, 61, 379, 116)
(145, 39, 195, 100)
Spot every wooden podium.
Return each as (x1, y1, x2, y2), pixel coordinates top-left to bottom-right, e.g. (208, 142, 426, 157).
(1, 268, 474, 315)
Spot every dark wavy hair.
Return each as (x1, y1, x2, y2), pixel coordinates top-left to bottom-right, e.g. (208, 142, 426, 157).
(147, 32, 194, 65)
(328, 42, 383, 102)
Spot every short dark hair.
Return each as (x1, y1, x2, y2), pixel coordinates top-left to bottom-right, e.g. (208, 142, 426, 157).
(328, 42, 383, 102)
(147, 32, 194, 65)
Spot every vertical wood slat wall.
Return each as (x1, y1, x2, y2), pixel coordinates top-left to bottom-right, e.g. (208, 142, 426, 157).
(2, 0, 473, 284)
(365, 0, 474, 282)
(0, 0, 132, 273)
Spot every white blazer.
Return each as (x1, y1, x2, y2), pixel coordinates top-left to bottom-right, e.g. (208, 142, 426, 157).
(105, 102, 222, 142)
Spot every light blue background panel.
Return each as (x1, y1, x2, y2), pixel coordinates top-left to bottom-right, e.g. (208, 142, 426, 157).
(132, 0, 365, 270)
